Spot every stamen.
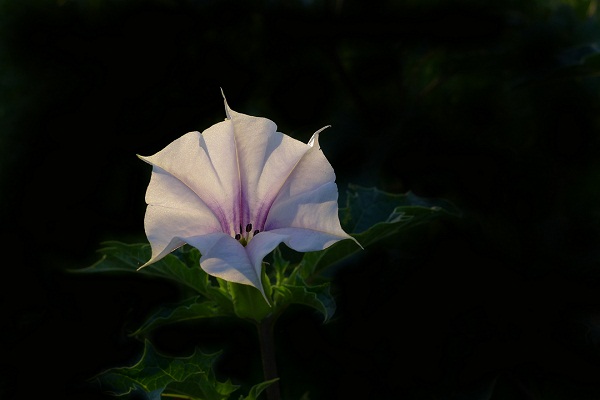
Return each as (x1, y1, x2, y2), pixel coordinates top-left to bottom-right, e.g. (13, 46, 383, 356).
(254, 230, 260, 236)
(235, 233, 241, 240)
(239, 224, 243, 234)
(246, 223, 252, 233)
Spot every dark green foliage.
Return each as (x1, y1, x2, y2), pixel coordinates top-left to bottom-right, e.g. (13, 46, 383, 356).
(4, 1, 600, 399)
(76, 185, 455, 398)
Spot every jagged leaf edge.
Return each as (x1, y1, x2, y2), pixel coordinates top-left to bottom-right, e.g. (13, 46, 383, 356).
(90, 339, 228, 398)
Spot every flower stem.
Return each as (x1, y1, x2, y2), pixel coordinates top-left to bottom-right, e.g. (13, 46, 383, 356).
(257, 314, 281, 400)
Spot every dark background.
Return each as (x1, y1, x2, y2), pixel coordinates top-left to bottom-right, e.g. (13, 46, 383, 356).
(3, 0, 600, 399)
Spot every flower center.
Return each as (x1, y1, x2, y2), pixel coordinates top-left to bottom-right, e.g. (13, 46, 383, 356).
(234, 223, 260, 247)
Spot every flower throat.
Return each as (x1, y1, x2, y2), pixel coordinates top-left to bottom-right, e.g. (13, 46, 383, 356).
(234, 223, 260, 247)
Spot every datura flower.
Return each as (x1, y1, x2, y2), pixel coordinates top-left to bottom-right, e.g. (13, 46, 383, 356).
(138, 92, 358, 300)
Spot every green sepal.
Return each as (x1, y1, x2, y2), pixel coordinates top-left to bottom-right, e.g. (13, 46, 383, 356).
(272, 246, 291, 286)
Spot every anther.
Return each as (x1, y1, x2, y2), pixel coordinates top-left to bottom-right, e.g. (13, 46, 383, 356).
(253, 230, 260, 236)
(246, 223, 252, 233)
(235, 233, 241, 240)
(239, 224, 243, 234)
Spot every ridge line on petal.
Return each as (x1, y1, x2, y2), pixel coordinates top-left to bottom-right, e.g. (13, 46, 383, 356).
(256, 128, 332, 230)
(140, 143, 233, 234)
(229, 101, 245, 238)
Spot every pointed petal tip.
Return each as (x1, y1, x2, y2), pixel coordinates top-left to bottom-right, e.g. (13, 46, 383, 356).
(351, 235, 364, 250)
(137, 254, 168, 271)
(259, 287, 272, 307)
(136, 261, 150, 271)
(136, 249, 167, 270)
(308, 125, 331, 147)
(220, 88, 232, 120)
(335, 232, 363, 250)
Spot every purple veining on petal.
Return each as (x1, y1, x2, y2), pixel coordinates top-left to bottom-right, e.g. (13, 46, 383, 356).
(229, 108, 245, 239)
(226, 107, 282, 229)
(193, 119, 244, 238)
(252, 141, 319, 233)
(142, 159, 231, 236)
(228, 161, 241, 238)
(193, 134, 232, 234)
(243, 139, 311, 233)
(141, 93, 356, 297)
(213, 203, 233, 235)
(252, 157, 304, 233)
(165, 162, 232, 236)
(239, 180, 251, 234)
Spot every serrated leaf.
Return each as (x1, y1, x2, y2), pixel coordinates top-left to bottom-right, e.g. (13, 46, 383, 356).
(274, 277, 336, 322)
(70, 241, 225, 299)
(91, 339, 232, 400)
(299, 184, 460, 280)
(341, 184, 460, 233)
(130, 296, 234, 338)
(167, 375, 240, 400)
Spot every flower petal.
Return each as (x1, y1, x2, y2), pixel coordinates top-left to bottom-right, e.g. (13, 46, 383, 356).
(245, 231, 288, 273)
(188, 233, 251, 281)
(268, 227, 348, 252)
(186, 233, 268, 299)
(224, 98, 311, 231)
(139, 126, 240, 236)
(139, 93, 358, 301)
(264, 129, 359, 251)
(140, 165, 223, 267)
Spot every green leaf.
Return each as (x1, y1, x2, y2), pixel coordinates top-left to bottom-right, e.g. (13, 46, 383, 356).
(239, 378, 279, 400)
(298, 184, 460, 280)
(71, 241, 227, 300)
(167, 375, 239, 400)
(341, 184, 460, 234)
(91, 339, 235, 400)
(129, 296, 234, 338)
(274, 276, 336, 322)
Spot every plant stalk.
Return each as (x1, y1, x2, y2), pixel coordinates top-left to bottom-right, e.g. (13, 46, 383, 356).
(257, 314, 281, 400)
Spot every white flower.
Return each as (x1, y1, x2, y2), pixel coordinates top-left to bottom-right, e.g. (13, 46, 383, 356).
(138, 91, 357, 299)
